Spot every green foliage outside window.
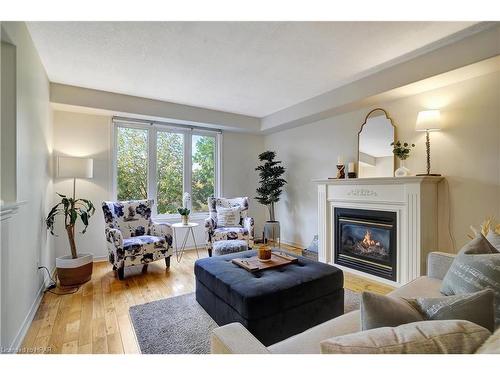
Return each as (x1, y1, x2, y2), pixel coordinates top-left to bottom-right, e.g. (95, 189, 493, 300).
(192, 135, 215, 212)
(117, 127, 148, 202)
(157, 131, 184, 214)
(116, 127, 215, 215)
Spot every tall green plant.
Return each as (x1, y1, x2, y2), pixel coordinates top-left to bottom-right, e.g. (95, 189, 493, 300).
(255, 151, 287, 221)
(46, 193, 95, 259)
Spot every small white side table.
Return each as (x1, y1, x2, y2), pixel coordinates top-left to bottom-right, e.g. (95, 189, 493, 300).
(171, 222, 200, 262)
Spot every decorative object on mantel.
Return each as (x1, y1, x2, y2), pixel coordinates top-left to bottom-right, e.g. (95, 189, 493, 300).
(415, 110, 442, 176)
(358, 108, 395, 178)
(336, 156, 345, 179)
(347, 162, 356, 178)
(47, 156, 95, 286)
(391, 141, 415, 177)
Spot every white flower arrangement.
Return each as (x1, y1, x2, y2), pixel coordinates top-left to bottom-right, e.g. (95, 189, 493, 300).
(182, 192, 191, 209)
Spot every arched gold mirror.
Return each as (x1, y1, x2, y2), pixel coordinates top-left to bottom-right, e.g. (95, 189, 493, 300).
(358, 108, 395, 178)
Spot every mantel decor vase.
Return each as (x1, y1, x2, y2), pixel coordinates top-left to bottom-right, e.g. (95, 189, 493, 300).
(395, 160, 410, 177)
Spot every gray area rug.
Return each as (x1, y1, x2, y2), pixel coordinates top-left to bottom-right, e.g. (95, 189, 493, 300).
(129, 289, 360, 354)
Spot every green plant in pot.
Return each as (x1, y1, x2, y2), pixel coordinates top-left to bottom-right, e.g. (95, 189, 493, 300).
(46, 193, 95, 286)
(178, 207, 191, 225)
(255, 150, 287, 222)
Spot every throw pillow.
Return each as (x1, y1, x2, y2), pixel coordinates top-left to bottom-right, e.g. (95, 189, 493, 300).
(216, 206, 241, 227)
(360, 291, 423, 330)
(476, 326, 500, 354)
(441, 234, 500, 328)
(320, 320, 490, 354)
(486, 231, 500, 251)
(406, 289, 495, 332)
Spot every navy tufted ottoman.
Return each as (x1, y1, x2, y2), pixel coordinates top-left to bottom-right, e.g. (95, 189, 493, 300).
(194, 250, 344, 346)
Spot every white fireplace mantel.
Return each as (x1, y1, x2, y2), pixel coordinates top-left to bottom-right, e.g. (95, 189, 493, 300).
(313, 176, 443, 286)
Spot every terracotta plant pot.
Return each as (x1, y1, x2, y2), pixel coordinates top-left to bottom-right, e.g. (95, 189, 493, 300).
(56, 253, 93, 287)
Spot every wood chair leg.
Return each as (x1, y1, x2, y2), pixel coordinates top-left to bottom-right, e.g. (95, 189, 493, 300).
(117, 266, 125, 280)
(165, 256, 171, 268)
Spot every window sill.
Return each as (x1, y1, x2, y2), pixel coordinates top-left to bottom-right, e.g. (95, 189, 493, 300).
(153, 212, 208, 223)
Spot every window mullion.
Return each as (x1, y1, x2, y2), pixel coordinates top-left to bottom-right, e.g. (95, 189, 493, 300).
(148, 126, 157, 216)
(184, 132, 192, 210)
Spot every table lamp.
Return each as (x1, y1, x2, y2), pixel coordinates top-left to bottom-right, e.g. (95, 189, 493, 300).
(57, 156, 94, 198)
(415, 110, 441, 176)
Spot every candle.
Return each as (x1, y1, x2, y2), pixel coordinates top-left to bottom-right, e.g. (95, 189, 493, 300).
(348, 162, 355, 173)
(337, 155, 343, 165)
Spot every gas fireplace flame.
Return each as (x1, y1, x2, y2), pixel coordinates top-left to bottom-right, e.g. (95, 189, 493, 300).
(361, 230, 381, 248)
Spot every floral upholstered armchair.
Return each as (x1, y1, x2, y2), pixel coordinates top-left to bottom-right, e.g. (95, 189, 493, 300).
(102, 199, 173, 280)
(205, 197, 254, 256)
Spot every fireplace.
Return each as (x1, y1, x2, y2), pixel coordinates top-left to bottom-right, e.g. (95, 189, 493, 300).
(334, 208, 397, 281)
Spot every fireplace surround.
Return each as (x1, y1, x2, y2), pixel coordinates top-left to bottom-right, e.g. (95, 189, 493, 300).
(334, 208, 397, 281)
(314, 176, 443, 286)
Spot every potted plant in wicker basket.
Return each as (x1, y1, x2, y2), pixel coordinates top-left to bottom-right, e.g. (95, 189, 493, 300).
(46, 193, 95, 286)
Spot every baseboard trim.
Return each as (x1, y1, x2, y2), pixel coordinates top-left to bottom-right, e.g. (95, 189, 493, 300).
(9, 266, 55, 353)
(280, 239, 306, 250)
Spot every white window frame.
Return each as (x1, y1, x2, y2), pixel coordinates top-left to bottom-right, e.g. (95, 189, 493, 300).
(111, 118, 222, 220)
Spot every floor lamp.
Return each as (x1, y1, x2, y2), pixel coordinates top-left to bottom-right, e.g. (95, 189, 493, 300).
(415, 110, 442, 176)
(57, 156, 94, 198)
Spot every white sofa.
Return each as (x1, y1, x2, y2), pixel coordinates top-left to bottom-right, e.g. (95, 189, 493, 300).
(211, 251, 456, 354)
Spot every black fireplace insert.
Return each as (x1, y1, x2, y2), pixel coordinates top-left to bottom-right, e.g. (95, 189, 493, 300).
(334, 207, 397, 281)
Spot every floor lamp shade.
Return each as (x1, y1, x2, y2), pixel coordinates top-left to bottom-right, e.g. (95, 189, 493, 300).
(416, 110, 441, 132)
(415, 110, 441, 176)
(57, 157, 94, 178)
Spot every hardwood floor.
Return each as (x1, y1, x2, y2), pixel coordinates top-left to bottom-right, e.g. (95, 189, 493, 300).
(20, 246, 393, 354)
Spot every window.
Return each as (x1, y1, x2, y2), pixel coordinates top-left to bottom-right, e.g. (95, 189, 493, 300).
(116, 127, 148, 201)
(114, 120, 220, 216)
(191, 135, 215, 212)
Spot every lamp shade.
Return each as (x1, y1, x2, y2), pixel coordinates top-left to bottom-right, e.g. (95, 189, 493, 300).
(57, 157, 93, 178)
(416, 110, 441, 132)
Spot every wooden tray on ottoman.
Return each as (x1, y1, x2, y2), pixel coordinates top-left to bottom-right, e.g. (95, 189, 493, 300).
(232, 251, 298, 272)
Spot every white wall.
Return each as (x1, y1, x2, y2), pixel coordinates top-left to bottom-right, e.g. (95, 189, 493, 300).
(52, 110, 266, 260)
(52, 111, 111, 259)
(264, 71, 500, 251)
(0, 22, 53, 350)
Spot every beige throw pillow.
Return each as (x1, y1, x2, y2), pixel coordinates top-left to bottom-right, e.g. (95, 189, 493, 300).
(361, 290, 496, 332)
(320, 320, 490, 354)
(360, 291, 422, 331)
(216, 206, 241, 227)
(476, 326, 500, 354)
(406, 289, 495, 332)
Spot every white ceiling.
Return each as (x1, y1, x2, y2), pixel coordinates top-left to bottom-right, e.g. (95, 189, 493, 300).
(27, 22, 476, 117)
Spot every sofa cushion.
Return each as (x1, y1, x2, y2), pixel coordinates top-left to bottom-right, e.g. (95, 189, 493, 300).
(360, 292, 423, 330)
(123, 235, 168, 255)
(194, 250, 343, 320)
(320, 320, 490, 354)
(441, 235, 500, 328)
(213, 227, 249, 241)
(389, 276, 444, 299)
(268, 310, 361, 354)
(213, 240, 248, 256)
